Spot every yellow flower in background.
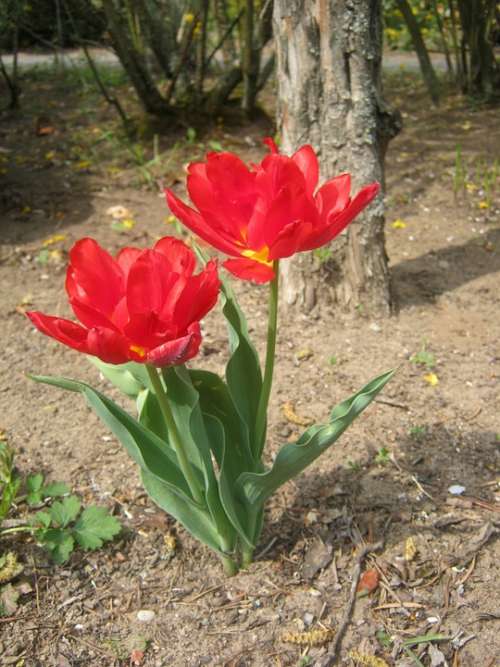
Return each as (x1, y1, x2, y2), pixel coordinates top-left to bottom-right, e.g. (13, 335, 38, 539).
(184, 12, 195, 22)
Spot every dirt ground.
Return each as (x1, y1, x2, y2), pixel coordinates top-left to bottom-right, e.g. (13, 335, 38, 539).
(0, 64, 499, 666)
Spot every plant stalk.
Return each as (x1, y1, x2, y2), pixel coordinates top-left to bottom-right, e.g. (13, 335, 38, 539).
(255, 260, 279, 457)
(146, 365, 204, 505)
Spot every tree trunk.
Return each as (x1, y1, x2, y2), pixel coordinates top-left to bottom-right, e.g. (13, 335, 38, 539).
(395, 0, 440, 105)
(102, 0, 170, 115)
(273, 0, 400, 315)
(457, 0, 499, 98)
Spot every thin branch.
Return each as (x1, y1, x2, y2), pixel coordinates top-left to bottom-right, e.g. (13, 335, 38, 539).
(205, 7, 244, 69)
(320, 541, 384, 666)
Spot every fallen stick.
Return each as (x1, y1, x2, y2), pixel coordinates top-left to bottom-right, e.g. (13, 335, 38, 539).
(319, 540, 384, 666)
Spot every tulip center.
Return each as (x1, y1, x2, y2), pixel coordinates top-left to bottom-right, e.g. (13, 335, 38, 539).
(242, 245, 272, 266)
(130, 344, 147, 358)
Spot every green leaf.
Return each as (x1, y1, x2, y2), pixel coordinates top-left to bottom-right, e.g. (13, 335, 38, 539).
(89, 358, 150, 397)
(137, 388, 169, 442)
(237, 369, 396, 506)
(49, 496, 81, 528)
(29, 375, 195, 503)
(161, 366, 236, 551)
(220, 282, 263, 458)
(31, 510, 51, 528)
(141, 469, 226, 555)
(42, 481, 70, 498)
(38, 528, 74, 564)
(189, 370, 256, 546)
(73, 506, 121, 550)
(26, 472, 44, 505)
(26, 473, 44, 493)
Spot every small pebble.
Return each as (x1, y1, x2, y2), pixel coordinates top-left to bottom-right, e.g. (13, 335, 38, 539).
(137, 609, 156, 623)
(303, 612, 314, 626)
(448, 484, 466, 495)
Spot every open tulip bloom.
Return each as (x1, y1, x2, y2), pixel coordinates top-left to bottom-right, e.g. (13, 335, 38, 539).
(28, 141, 394, 575)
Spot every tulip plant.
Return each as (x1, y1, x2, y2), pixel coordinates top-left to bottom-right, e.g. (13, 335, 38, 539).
(28, 139, 394, 575)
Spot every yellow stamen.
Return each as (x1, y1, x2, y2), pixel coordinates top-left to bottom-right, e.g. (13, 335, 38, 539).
(242, 246, 272, 266)
(130, 344, 146, 358)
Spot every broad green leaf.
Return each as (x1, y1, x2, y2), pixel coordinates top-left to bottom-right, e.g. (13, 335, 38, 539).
(189, 370, 256, 547)
(38, 528, 74, 564)
(26, 473, 44, 493)
(189, 370, 253, 475)
(42, 481, 70, 498)
(89, 358, 150, 397)
(141, 469, 227, 556)
(73, 506, 121, 549)
(238, 369, 395, 506)
(220, 283, 263, 459)
(31, 510, 51, 528)
(49, 496, 81, 527)
(161, 366, 236, 550)
(203, 412, 254, 547)
(26, 472, 44, 505)
(30, 375, 199, 505)
(137, 389, 169, 442)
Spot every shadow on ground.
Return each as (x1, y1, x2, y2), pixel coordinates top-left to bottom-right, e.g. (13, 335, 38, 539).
(392, 227, 500, 307)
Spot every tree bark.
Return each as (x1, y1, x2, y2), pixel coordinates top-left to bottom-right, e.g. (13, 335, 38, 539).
(273, 0, 400, 315)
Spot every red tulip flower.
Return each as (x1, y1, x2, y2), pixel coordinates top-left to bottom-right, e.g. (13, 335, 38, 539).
(27, 236, 220, 367)
(165, 138, 380, 283)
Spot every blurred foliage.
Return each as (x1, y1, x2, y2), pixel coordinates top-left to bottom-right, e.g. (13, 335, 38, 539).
(0, 0, 106, 49)
(384, 0, 443, 50)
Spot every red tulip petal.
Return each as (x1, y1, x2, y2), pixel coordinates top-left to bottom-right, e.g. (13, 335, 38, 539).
(223, 257, 275, 283)
(165, 189, 242, 257)
(263, 137, 279, 154)
(126, 249, 179, 316)
(304, 182, 380, 250)
(249, 182, 317, 249)
(292, 145, 319, 196)
(201, 152, 257, 231)
(67, 293, 120, 331)
(153, 236, 196, 275)
(66, 238, 124, 317)
(315, 173, 352, 223)
(146, 322, 202, 367)
(116, 247, 142, 277)
(85, 327, 132, 364)
(27, 311, 90, 353)
(268, 220, 315, 260)
(171, 260, 220, 331)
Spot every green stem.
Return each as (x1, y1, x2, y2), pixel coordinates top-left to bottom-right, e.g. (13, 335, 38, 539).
(146, 365, 204, 506)
(220, 553, 238, 576)
(255, 260, 279, 457)
(0, 525, 31, 535)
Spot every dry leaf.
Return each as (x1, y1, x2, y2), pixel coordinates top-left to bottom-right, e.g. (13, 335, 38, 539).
(424, 373, 439, 386)
(282, 403, 313, 426)
(36, 125, 55, 136)
(391, 219, 407, 229)
(357, 568, 380, 596)
(404, 537, 417, 562)
(349, 651, 389, 667)
(281, 628, 334, 646)
(106, 205, 133, 220)
(296, 348, 314, 362)
(42, 234, 66, 247)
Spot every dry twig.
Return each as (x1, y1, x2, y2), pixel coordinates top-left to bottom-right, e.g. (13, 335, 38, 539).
(319, 540, 384, 666)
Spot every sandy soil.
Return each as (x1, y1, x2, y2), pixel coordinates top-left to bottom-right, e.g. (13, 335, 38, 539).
(0, 67, 499, 666)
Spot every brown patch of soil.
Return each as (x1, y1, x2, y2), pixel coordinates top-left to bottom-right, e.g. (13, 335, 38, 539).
(0, 69, 499, 666)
